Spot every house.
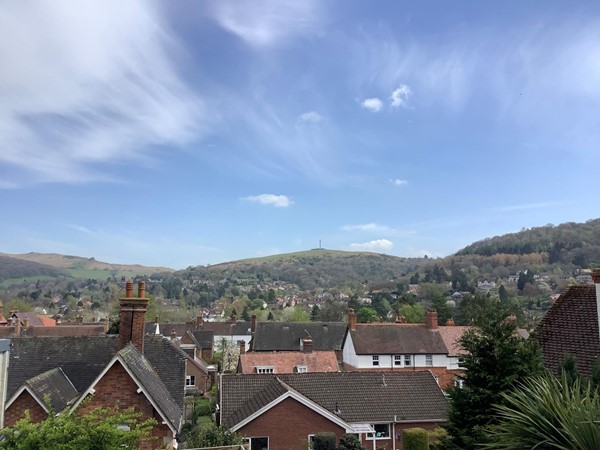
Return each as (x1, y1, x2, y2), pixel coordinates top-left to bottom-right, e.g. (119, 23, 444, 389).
(251, 321, 347, 361)
(219, 371, 448, 450)
(536, 269, 600, 376)
(238, 338, 339, 374)
(5, 281, 187, 450)
(342, 309, 470, 389)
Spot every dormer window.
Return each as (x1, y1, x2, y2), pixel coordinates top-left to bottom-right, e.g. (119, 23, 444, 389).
(256, 366, 274, 374)
(296, 365, 308, 373)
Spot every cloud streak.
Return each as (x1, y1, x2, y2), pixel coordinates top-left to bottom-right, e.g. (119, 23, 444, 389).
(242, 194, 294, 207)
(0, 0, 204, 187)
(342, 223, 415, 237)
(350, 239, 394, 253)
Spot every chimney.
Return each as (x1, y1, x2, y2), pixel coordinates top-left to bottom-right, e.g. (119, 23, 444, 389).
(426, 309, 438, 329)
(195, 314, 204, 329)
(119, 281, 149, 353)
(103, 318, 109, 333)
(23, 317, 30, 328)
(348, 308, 357, 331)
(446, 318, 455, 326)
(251, 314, 257, 333)
(303, 337, 313, 354)
(230, 314, 237, 323)
(239, 340, 246, 355)
(138, 281, 145, 299)
(395, 315, 407, 324)
(170, 328, 177, 343)
(154, 315, 159, 324)
(76, 315, 83, 324)
(14, 319, 21, 336)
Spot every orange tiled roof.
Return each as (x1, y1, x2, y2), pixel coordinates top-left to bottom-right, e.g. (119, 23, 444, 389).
(436, 326, 473, 356)
(239, 351, 339, 374)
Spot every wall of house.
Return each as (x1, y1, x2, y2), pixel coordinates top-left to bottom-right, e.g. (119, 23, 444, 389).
(350, 353, 449, 369)
(238, 397, 345, 450)
(342, 334, 359, 368)
(186, 362, 210, 395)
(5, 391, 47, 427)
(77, 361, 174, 450)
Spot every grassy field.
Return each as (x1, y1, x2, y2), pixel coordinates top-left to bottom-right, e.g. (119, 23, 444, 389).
(214, 248, 379, 266)
(0, 275, 57, 289)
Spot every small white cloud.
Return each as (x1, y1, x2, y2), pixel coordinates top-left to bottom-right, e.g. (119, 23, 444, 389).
(342, 223, 389, 233)
(350, 239, 394, 253)
(361, 97, 383, 112)
(298, 111, 322, 123)
(390, 178, 408, 186)
(390, 84, 412, 108)
(242, 194, 294, 207)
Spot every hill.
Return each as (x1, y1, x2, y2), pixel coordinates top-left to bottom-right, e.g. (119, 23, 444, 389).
(0, 252, 173, 285)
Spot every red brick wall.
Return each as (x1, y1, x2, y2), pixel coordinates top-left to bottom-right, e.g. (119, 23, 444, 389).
(5, 390, 48, 427)
(238, 396, 345, 450)
(119, 299, 149, 353)
(77, 361, 174, 450)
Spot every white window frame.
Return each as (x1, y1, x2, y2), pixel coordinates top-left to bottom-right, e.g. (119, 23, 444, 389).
(372, 355, 379, 366)
(185, 375, 196, 387)
(425, 354, 433, 366)
(404, 355, 412, 367)
(394, 355, 402, 366)
(308, 434, 315, 450)
(256, 366, 274, 374)
(245, 436, 269, 450)
(296, 365, 308, 373)
(366, 423, 391, 440)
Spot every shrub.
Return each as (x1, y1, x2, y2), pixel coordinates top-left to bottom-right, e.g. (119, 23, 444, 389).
(314, 432, 337, 450)
(337, 433, 364, 450)
(403, 428, 428, 450)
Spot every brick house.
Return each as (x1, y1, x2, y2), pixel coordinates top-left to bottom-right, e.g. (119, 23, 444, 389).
(536, 268, 600, 376)
(219, 371, 448, 450)
(342, 309, 470, 389)
(4, 281, 187, 450)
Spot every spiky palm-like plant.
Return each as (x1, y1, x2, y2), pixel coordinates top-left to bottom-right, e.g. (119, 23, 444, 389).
(484, 374, 600, 450)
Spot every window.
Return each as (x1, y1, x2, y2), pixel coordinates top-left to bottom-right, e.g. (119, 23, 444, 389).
(185, 375, 195, 387)
(367, 423, 390, 439)
(372, 355, 379, 366)
(256, 366, 274, 374)
(454, 378, 464, 389)
(404, 355, 412, 367)
(308, 434, 315, 450)
(458, 357, 466, 368)
(425, 354, 433, 366)
(394, 355, 402, 366)
(246, 437, 269, 450)
(296, 365, 308, 373)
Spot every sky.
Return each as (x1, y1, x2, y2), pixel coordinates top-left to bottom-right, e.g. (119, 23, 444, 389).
(1, 0, 600, 269)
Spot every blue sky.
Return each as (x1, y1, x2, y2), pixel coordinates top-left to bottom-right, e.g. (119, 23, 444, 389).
(1, 1, 600, 269)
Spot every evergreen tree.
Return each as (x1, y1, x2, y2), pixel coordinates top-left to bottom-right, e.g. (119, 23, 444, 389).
(267, 310, 274, 321)
(311, 304, 321, 321)
(442, 304, 544, 449)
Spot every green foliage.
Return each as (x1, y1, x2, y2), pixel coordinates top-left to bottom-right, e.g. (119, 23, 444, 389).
(337, 433, 364, 450)
(0, 406, 156, 449)
(403, 428, 429, 450)
(184, 422, 243, 448)
(314, 432, 337, 450)
(442, 303, 544, 449)
(483, 374, 600, 449)
(311, 304, 321, 321)
(357, 306, 379, 323)
(397, 303, 425, 323)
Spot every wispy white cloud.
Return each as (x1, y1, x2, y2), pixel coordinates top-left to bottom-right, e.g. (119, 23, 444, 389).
(0, 0, 204, 187)
(390, 84, 412, 108)
(361, 97, 384, 112)
(390, 178, 408, 186)
(342, 223, 415, 237)
(208, 0, 324, 49)
(242, 194, 294, 207)
(298, 111, 323, 123)
(350, 239, 394, 253)
(491, 201, 562, 213)
(68, 224, 97, 235)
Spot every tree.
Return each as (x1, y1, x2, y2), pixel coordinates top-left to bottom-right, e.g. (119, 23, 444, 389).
(311, 304, 321, 321)
(403, 428, 429, 450)
(357, 307, 379, 323)
(0, 406, 156, 449)
(483, 374, 600, 449)
(442, 304, 544, 449)
(337, 433, 364, 450)
(267, 310, 274, 321)
(184, 422, 243, 448)
(397, 303, 425, 323)
(314, 432, 337, 450)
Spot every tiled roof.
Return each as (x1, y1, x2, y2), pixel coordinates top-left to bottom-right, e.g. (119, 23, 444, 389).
(22, 367, 78, 413)
(23, 325, 106, 337)
(349, 324, 448, 354)
(252, 322, 347, 351)
(144, 322, 194, 337)
(221, 371, 448, 429)
(536, 285, 600, 376)
(8, 336, 119, 400)
(13, 312, 53, 327)
(239, 351, 339, 374)
(118, 345, 183, 431)
(188, 330, 214, 349)
(437, 326, 472, 356)
(197, 321, 253, 337)
(38, 316, 56, 327)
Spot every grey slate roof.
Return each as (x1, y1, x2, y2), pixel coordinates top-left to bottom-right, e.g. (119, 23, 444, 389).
(349, 325, 449, 354)
(118, 345, 183, 431)
(252, 322, 347, 351)
(22, 367, 78, 413)
(188, 330, 214, 349)
(221, 371, 448, 429)
(536, 285, 600, 376)
(8, 336, 119, 399)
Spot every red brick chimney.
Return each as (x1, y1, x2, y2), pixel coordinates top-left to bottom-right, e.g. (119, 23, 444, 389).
(239, 340, 246, 355)
(23, 317, 30, 328)
(348, 308, 357, 331)
(446, 318, 455, 326)
(119, 281, 149, 353)
(251, 314, 257, 333)
(426, 309, 438, 329)
(303, 337, 313, 354)
(195, 314, 204, 329)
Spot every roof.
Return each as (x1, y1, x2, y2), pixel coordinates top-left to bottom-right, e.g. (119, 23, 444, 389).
(252, 322, 347, 351)
(12, 312, 54, 327)
(8, 336, 120, 400)
(188, 330, 214, 349)
(536, 285, 600, 376)
(117, 345, 183, 431)
(349, 324, 448, 355)
(197, 321, 253, 337)
(144, 322, 193, 338)
(437, 326, 473, 356)
(22, 325, 106, 337)
(9, 367, 78, 414)
(221, 371, 448, 429)
(239, 351, 339, 374)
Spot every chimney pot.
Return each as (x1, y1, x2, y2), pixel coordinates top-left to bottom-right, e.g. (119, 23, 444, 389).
(154, 314, 159, 324)
(303, 337, 313, 354)
(15, 318, 21, 336)
(137, 281, 145, 299)
(446, 318, 455, 326)
(239, 340, 246, 355)
(23, 317, 30, 328)
(348, 308, 357, 331)
(125, 281, 133, 298)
